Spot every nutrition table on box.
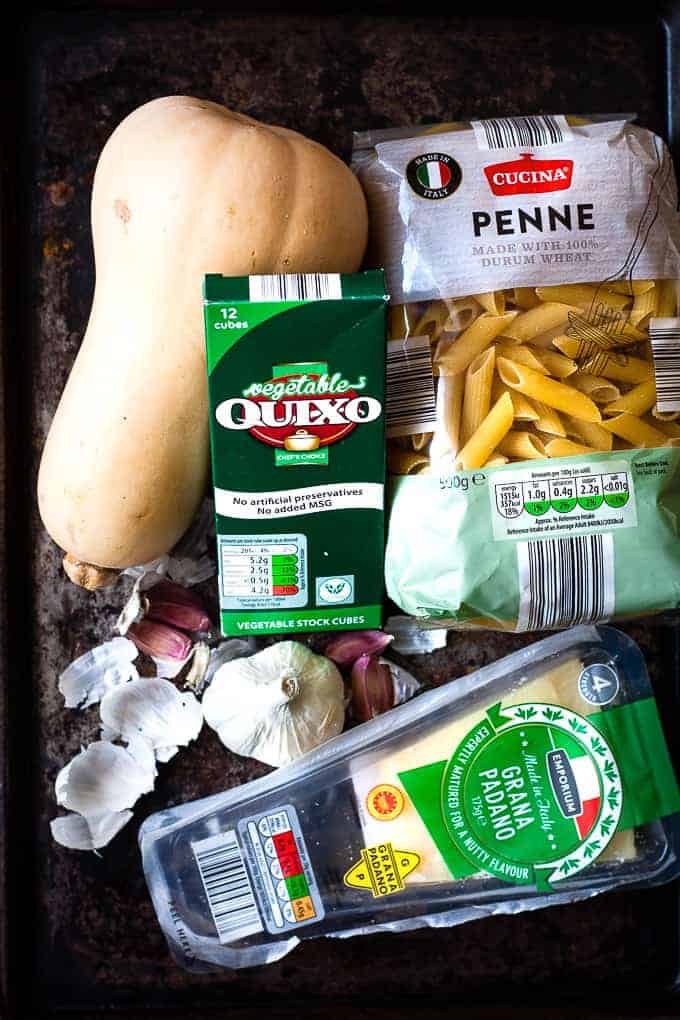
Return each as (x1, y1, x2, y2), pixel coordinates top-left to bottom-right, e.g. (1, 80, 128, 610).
(218, 532, 308, 609)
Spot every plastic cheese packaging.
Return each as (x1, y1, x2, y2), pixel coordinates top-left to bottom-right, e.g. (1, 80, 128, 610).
(352, 115, 680, 631)
(140, 626, 680, 970)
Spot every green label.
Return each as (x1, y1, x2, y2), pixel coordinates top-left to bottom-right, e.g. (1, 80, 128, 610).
(490, 460, 636, 541)
(385, 447, 680, 627)
(399, 692, 680, 890)
(440, 702, 621, 888)
(221, 604, 382, 636)
(205, 272, 387, 637)
(275, 448, 329, 467)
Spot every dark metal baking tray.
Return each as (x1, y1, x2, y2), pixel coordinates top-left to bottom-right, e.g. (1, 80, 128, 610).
(3, 5, 680, 1017)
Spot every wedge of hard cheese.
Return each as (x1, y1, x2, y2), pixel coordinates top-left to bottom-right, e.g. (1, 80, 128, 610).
(351, 657, 635, 884)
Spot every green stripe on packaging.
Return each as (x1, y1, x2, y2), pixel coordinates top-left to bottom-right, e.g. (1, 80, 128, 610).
(398, 760, 478, 881)
(591, 698, 680, 829)
(385, 447, 680, 626)
(397, 696, 680, 885)
(221, 605, 382, 636)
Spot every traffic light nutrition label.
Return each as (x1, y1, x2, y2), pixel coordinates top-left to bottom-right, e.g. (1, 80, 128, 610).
(218, 533, 308, 609)
(490, 461, 638, 541)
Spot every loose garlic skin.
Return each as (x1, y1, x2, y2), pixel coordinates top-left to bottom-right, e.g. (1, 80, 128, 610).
(202, 641, 345, 767)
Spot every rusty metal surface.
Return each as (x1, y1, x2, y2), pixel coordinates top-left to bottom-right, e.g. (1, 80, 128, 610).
(7, 8, 680, 1014)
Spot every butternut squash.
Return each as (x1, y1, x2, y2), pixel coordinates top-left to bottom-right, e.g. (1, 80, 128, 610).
(38, 96, 368, 579)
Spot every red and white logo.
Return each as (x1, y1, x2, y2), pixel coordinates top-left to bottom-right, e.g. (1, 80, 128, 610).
(247, 372, 360, 449)
(484, 152, 574, 196)
(215, 367, 382, 452)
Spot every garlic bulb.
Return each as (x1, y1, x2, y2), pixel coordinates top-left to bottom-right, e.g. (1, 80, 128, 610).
(202, 641, 345, 767)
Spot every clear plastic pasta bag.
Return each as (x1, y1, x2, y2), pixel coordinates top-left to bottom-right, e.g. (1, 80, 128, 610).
(353, 115, 680, 630)
(140, 626, 680, 970)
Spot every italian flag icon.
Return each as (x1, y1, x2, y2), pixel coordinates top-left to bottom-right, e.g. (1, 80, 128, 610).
(569, 753, 602, 839)
(416, 160, 452, 190)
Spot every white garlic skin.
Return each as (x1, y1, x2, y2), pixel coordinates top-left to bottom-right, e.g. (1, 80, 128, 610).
(202, 641, 345, 767)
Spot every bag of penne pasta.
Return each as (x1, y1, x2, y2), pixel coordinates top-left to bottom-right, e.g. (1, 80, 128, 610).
(353, 115, 680, 631)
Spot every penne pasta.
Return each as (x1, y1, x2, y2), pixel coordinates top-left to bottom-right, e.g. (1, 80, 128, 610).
(491, 379, 538, 421)
(497, 357, 602, 422)
(645, 416, 680, 438)
(498, 430, 547, 461)
(605, 279, 655, 296)
(545, 438, 597, 457)
(483, 452, 509, 467)
(461, 347, 495, 445)
(411, 432, 433, 451)
(564, 415, 613, 452)
(630, 285, 657, 327)
(652, 405, 680, 422)
(656, 279, 678, 316)
(603, 378, 657, 417)
(512, 287, 540, 310)
(531, 400, 567, 437)
(438, 296, 484, 338)
(536, 284, 630, 315)
(599, 413, 667, 448)
(435, 311, 518, 376)
(494, 342, 549, 375)
(552, 335, 596, 359)
(435, 372, 465, 454)
(564, 313, 644, 350)
(580, 351, 653, 384)
(387, 448, 431, 474)
(414, 299, 457, 341)
(387, 272, 673, 472)
(572, 373, 622, 404)
(501, 302, 580, 343)
(455, 392, 514, 470)
(532, 348, 578, 378)
(473, 291, 505, 315)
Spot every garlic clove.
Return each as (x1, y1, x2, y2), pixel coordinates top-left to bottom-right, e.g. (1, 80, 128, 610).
(59, 636, 139, 709)
(185, 638, 256, 695)
(351, 653, 394, 721)
(51, 810, 133, 850)
(55, 740, 156, 816)
(127, 620, 193, 661)
(99, 678, 203, 752)
(125, 733, 164, 774)
(152, 652, 192, 680)
(146, 580, 212, 632)
(325, 629, 393, 668)
(116, 577, 151, 636)
(202, 641, 345, 767)
(184, 641, 212, 693)
(389, 659, 422, 705)
(205, 638, 257, 686)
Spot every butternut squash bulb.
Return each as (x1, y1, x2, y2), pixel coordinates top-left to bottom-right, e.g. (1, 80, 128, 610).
(38, 96, 368, 579)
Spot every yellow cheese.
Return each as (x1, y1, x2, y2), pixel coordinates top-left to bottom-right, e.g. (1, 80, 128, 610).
(351, 657, 635, 885)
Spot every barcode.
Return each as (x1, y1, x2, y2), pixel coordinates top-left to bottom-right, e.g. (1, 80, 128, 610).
(517, 533, 615, 632)
(649, 317, 680, 411)
(386, 336, 437, 438)
(192, 830, 263, 944)
(472, 115, 571, 151)
(249, 273, 342, 301)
